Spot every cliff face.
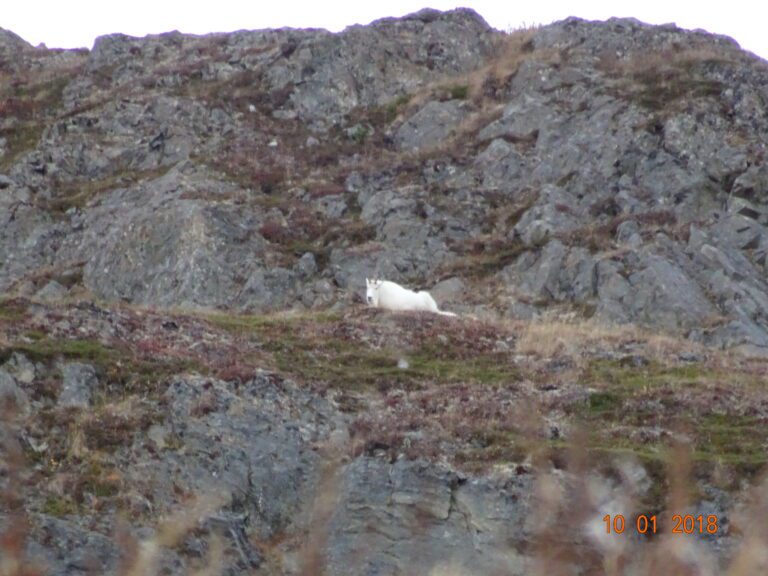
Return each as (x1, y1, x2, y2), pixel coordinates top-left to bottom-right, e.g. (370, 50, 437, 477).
(2, 11, 768, 575)
(2, 11, 768, 352)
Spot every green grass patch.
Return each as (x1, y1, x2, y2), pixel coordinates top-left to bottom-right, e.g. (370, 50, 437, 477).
(577, 358, 767, 466)
(105, 356, 203, 398)
(584, 359, 711, 390)
(389, 94, 411, 116)
(348, 124, 370, 144)
(449, 84, 470, 100)
(695, 414, 768, 464)
(7, 338, 117, 364)
(373, 93, 412, 124)
(0, 74, 74, 171)
(0, 122, 45, 171)
(587, 391, 622, 414)
(0, 297, 28, 322)
(206, 310, 342, 335)
(4, 332, 200, 398)
(42, 495, 78, 517)
(23, 329, 47, 341)
(207, 310, 519, 390)
(273, 345, 518, 389)
(76, 460, 121, 498)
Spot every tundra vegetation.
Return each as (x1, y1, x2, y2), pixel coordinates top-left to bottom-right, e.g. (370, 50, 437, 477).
(2, 8, 768, 575)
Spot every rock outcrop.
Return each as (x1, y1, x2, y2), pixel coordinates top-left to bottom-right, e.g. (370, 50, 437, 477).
(3, 11, 768, 351)
(3, 9, 768, 575)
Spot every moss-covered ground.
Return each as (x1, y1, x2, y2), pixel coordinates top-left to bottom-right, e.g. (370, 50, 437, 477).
(3, 297, 767, 492)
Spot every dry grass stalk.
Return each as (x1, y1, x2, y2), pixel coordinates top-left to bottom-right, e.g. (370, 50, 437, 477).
(188, 533, 225, 576)
(726, 473, 768, 575)
(296, 439, 346, 576)
(120, 493, 227, 576)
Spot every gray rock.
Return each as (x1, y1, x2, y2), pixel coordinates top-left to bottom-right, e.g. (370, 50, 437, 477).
(25, 514, 123, 576)
(239, 267, 297, 311)
(474, 138, 526, 187)
(627, 253, 717, 330)
(325, 458, 533, 576)
(616, 219, 641, 245)
(595, 260, 633, 323)
(710, 215, 764, 251)
(0, 369, 29, 415)
(663, 113, 747, 183)
(2, 352, 36, 385)
(514, 185, 582, 247)
(0, 27, 33, 61)
(524, 219, 554, 247)
(510, 240, 568, 301)
(395, 100, 468, 151)
(508, 301, 537, 320)
(479, 98, 554, 142)
(315, 194, 348, 219)
(14, 369, 345, 575)
(35, 279, 69, 301)
(58, 362, 99, 408)
(329, 245, 398, 291)
(149, 373, 339, 554)
(502, 242, 597, 305)
(295, 252, 318, 278)
(430, 277, 465, 304)
(561, 247, 598, 302)
(78, 180, 275, 309)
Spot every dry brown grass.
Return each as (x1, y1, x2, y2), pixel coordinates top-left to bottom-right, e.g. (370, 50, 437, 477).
(515, 314, 641, 360)
(477, 27, 541, 97)
(599, 46, 740, 80)
(597, 45, 739, 113)
(557, 209, 679, 253)
(402, 26, 544, 111)
(372, 26, 557, 162)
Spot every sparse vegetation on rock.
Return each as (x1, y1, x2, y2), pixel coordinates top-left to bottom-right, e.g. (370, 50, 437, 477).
(2, 9, 768, 575)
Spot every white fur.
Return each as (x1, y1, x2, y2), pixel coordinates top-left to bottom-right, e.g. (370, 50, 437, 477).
(365, 278, 457, 317)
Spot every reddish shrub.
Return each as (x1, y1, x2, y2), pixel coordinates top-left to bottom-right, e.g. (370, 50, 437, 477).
(259, 220, 291, 244)
(308, 182, 346, 199)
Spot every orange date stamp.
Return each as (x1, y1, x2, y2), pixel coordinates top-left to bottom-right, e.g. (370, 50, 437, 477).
(603, 514, 719, 535)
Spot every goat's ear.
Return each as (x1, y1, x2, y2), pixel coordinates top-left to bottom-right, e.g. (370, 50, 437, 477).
(365, 277, 370, 285)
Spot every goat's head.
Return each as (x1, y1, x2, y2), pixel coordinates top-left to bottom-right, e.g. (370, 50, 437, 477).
(365, 277, 382, 307)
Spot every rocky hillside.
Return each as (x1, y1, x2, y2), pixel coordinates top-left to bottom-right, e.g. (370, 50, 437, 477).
(3, 9, 768, 352)
(2, 9, 768, 575)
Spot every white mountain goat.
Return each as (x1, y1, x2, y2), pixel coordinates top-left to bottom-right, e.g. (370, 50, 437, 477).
(365, 278, 457, 317)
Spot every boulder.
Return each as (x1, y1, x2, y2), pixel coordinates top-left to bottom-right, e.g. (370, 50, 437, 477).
(58, 363, 99, 408)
